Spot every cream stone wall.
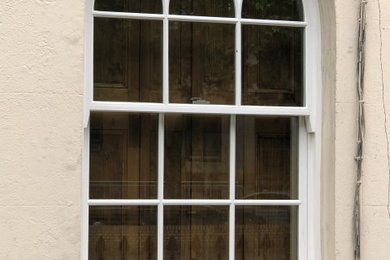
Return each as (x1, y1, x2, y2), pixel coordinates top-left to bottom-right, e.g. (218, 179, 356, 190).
(319, 0, 336, 259)
(360, 0, 390, 259)
(1, 0, 390, 259)
(0, 0, 84, 259)
(325, 0, 390, 259)
(334, 0, 359, 259)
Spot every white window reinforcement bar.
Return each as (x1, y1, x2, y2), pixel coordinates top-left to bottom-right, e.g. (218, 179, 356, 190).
(89, 102, 311, 116)
(92, 10, 307, 28)
(88, 199, 301, 206)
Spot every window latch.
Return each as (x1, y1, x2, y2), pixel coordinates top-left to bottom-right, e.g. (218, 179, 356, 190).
(190, 97, 210, 104)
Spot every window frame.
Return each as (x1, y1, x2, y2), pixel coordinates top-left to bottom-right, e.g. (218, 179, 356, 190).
(82, 0, 322, 259)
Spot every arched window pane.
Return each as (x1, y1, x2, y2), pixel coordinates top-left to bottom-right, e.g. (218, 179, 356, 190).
(170, 0, 235, 17)
(242, 0, 304, 21)
(242, 26, 303, 106)
(94, 0, 162, 13)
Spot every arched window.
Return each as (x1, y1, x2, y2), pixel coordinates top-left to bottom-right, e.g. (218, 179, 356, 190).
(83, 0, 321, 259)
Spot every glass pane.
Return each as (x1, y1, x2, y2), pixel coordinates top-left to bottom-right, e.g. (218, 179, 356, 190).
(90, 112, 158, 199)
(94, 18, 162, 102)
(164, 206, 229, 259)
(169, 22, 235, 105)
(242, 0, 304, 21)
(95, 0, 162, 13)
(89, 206, 157, 260)
(242, 26, 303, 106)
(235, 206, 298, 260)
(170, 0, 235, 17)
(236, 116, 298, 200)
(164, 114, 230, 199)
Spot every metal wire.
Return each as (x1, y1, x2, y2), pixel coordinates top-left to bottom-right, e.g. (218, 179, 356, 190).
(354, 1, 367, 259)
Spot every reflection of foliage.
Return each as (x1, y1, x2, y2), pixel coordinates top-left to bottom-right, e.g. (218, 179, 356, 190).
(244, 0, 304, 21)
(246, 26, 300, 56)
(242, 24, 303, 104)
(255, 0, 270, 11)
(95, 0, 162, 13)
(170, 0, 235, 17)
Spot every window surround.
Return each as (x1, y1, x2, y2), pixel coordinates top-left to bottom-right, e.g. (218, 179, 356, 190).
(82, 0, 322, 259)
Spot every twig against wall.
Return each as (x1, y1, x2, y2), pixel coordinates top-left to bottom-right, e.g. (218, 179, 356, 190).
(354, 1, 367, 260)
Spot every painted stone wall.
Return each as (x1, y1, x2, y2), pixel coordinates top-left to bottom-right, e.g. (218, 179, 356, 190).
(1, 0, 390, 259)
(334, 0, 359, 258)
(324, 0, 390, 259)
(360, 0, 390, 259)
(0, 0, 84, 259)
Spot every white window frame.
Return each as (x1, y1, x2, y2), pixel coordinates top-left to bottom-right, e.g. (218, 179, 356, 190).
(82, 0, 322, 259)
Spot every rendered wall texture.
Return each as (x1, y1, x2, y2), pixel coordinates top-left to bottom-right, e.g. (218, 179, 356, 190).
(320, 0, 390, 259)
(319, 0, 336, 259)
(1, 0, 390, 259)
(360, 0, 390, 259)
(334, 0, 359, 259)
(327, 0, 390, 259)
(0, 0, 84, 259)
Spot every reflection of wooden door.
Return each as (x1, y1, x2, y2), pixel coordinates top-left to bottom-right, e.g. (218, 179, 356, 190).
(94, 17, 129, 101)
(236, 117, 296, 200)
(186, 116, 228, 199)
(256, 134, 290, 199)
(90, 128, 128, 199)
(89, 113, 158, 260)
(89, 207, 157, 260)
(94, 15, 162, 102)
(164, 115, 229, 200)
(164, 115, 229, 259)
(90, 113, 158, 200)
(169, 22, 235, 104)
(168, 1, 235, 104)
(235, 116, 297, 260)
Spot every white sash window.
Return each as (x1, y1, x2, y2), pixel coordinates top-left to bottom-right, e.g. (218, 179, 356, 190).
(83, 0, 321, 259)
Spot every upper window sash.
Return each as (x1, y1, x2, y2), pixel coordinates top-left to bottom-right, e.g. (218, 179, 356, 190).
(86, 0, 316, 131)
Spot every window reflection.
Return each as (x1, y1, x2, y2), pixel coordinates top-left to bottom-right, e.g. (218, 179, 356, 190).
(89, 206, 157, 260)
(94, 0, 162, 13)
(94, 18, 162, 102)
(170, 0, 235, 17)
(90, 112, 158, 199)
(164, 206, 229, 259)
(170, 22, 235, 105)
(242, 26, 303, 106)
(242, 0, 304, 21)
(235, 206, 298, 260)
(164, 114, 230, 199)
(236, 116, 298, 200)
